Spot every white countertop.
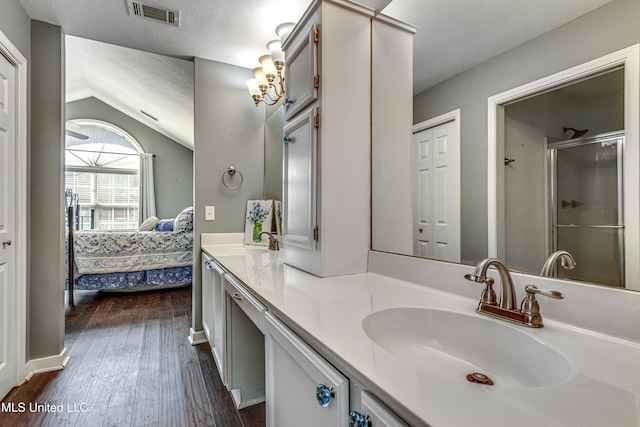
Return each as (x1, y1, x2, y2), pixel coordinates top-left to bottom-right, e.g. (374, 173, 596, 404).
(202, 241, 640, 427)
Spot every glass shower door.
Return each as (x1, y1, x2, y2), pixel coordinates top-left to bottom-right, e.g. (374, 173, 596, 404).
(549, 132, 624, 287)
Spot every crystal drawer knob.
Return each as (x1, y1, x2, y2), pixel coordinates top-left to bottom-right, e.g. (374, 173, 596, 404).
(349, 411, 372, 427)
(315, 384, 335, 408)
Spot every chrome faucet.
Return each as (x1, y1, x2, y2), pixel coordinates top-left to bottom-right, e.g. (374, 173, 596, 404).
(464, 258, 517, 310)
(540, 250, 576, 276)
(257, 231, 280, 251)
(465, 258, 564, 328)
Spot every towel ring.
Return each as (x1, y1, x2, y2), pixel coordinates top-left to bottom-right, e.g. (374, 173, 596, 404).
(222, 166, 243, 190)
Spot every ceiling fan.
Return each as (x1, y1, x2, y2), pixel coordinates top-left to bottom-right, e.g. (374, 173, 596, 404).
(65, 122, 89, 140)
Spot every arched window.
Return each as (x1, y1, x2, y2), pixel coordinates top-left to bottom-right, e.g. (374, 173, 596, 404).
(65, 120, 143, 230)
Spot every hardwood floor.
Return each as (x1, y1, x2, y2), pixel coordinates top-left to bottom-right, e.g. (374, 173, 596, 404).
(1, 287, 266, 427)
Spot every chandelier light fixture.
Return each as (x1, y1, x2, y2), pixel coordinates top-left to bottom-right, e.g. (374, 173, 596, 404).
(246, 22, 295, 106)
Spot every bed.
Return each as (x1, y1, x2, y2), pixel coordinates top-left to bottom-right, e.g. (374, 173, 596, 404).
(67, 207, 194, 305)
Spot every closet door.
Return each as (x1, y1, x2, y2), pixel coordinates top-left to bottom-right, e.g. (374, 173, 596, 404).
(265, 312, 348, 427)
(283, 107, 318, 250)
(284, 22, 318, 120)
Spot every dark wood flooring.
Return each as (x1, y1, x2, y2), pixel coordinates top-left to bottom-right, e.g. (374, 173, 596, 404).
(1, 287, 266, 427)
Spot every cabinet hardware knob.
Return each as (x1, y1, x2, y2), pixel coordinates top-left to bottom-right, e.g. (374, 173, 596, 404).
(419, 228, 423, 233)
(349, 411, 372, 427)
(2, 240, 11, 248)
(284, 97, 292, 108)
(283, 135, 294, 144)
(315, 384, 335, 408)
(232, 292, 242, 301)
(204, 261, 211, 270)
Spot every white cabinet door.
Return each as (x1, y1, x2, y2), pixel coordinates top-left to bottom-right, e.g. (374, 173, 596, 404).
(283, 107, 318, 250)
(210, 260, 227, 386)
(348, 391, 410, 427)
(201, 253, 214, 342)
(284, 22, 318, 120)
(265, 312, 348, 427)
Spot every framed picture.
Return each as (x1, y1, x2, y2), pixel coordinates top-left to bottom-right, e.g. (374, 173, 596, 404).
(244, 200, 275, 245)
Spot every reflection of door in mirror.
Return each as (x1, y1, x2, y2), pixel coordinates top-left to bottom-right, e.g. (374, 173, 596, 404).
(412, 114, 460, 262)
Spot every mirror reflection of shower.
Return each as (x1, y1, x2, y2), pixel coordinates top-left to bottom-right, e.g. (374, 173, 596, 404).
(548, 131, 625, 288)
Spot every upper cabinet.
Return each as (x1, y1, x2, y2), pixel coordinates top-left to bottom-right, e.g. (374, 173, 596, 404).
(281, 0, 415, 277)
(284, 23, 319, 120)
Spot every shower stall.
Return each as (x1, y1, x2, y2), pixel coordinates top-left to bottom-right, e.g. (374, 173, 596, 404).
(548, 131, 625, 287)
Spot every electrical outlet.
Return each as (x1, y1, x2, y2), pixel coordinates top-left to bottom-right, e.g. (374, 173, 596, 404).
(205, 206, 215, 221)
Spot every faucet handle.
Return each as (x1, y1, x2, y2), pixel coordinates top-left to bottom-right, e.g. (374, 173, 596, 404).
(524, 285, 564, 300)
(465, 273, 497, 305)
(520, 285, 564, 328)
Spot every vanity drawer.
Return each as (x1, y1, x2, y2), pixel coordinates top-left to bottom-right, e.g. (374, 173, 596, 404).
(224, 274, 266, 332)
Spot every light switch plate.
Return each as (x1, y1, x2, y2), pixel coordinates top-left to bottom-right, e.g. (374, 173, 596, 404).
(205, 206, 215, 221)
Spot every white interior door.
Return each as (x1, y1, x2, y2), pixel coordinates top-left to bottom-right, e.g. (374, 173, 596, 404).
(0, 51, 17, 400)
(413, 119, 460, 262)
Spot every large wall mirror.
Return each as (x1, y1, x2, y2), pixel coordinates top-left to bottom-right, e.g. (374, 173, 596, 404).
(372, 45, 640, 293)
(264, 105, 284, 201)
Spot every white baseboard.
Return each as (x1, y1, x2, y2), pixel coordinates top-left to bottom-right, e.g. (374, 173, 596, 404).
(24, 347, 70, 381)
(188, 328, 208, 345)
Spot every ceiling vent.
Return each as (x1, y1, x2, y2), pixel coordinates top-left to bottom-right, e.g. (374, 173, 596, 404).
(127, 1, 179, 27)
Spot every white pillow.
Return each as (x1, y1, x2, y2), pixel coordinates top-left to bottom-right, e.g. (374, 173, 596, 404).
(139, 216, 159, 231)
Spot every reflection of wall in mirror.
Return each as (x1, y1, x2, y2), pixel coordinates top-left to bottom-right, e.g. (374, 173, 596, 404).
(406, 0, 638, 267)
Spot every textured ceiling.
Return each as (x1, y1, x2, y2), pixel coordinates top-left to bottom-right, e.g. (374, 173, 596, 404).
(19, 0, 613, 150)
(66, 36, 194, 149)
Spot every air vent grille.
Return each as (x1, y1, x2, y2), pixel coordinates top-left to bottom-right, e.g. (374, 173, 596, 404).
(127, 0, 179, 27)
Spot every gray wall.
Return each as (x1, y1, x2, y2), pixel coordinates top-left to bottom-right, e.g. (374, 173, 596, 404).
(413, 0, 640, 264)
(0, 0, 30, 60)
(30, 20, 65, 360)
(66, 97, 193, 219)
(193, 58, 264, 332)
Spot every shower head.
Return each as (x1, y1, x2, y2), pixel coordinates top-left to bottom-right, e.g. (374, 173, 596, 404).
(563, 127, 589, 139)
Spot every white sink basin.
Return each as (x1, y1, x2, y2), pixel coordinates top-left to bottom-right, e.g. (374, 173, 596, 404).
(363, 307, 574, 388)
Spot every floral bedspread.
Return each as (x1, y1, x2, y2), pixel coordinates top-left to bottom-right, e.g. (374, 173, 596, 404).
(72, 230, 193, 275)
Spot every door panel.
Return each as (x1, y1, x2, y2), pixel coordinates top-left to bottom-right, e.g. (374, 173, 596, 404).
(413, 120, 460, 262)
(0, 51, 16, 400)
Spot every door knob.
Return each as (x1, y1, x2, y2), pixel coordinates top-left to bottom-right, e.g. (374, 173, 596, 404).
(2, 240, 11, 248)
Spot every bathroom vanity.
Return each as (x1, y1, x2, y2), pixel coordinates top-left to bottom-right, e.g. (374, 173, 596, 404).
(201, 233, 640, 427)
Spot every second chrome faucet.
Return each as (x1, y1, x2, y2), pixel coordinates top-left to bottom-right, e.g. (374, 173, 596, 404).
(465, 258, 564, 328)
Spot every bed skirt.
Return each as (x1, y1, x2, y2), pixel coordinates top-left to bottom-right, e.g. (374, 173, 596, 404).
(71, 266, 192, 291)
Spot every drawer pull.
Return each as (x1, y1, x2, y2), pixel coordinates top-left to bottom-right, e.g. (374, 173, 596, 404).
(315, 384, 335, 408)
(349, 411, 372, 427)
(232, 292, 243, 301)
